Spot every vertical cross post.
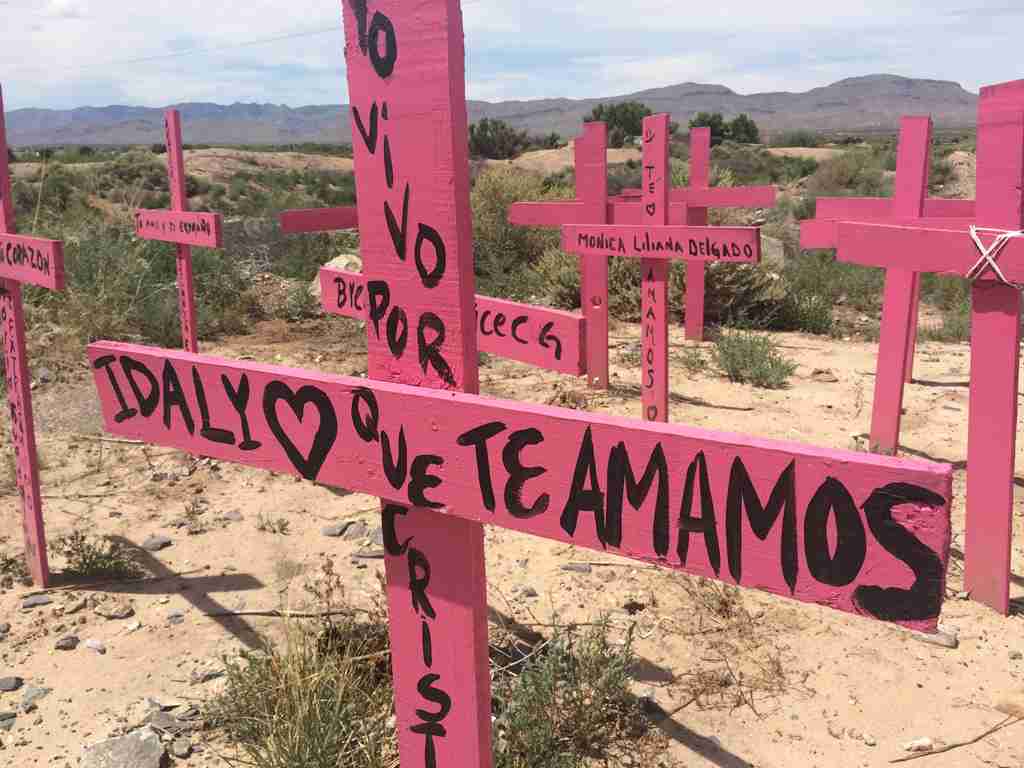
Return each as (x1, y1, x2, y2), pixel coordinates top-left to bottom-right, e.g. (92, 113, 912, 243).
(868, 116, 931, 454)
(684, 127, 710, 341)
(165, 111, 197, 352)
(641, 114, 670, 422)
(964, 97, 1024, 613)
(133, 110, 223, 353)
(576, 122, 609, 388)
(341, 2, 492, 767)
(0, 84, 66, 586)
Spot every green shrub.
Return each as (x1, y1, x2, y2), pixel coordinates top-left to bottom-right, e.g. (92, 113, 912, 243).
(713, 330, 797, 388)
(469, 118, 530, 159)
(471, 166, 570, 300)
(806, 149, 890, 198)
(770, 131, 823, 148)
(51, 531, 142, 580)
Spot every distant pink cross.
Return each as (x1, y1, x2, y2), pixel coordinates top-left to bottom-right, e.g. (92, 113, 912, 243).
(562, 114, 762, 423)
(834, 78, 1024, 614)
(801, 116, 975, 456)
(133, 110, 224, 352)
(0, 84, 67, 586)
(615, 127, 775, 342)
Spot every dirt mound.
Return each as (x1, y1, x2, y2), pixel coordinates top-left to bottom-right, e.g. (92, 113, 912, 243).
(484, 144, 641, 176)
(182, 149, 354, 184)
(941, 150, 976, 199)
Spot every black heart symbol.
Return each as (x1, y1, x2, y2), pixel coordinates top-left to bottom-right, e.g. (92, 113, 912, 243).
(263, 382, 338, 481)
(645, 203, 657, 216)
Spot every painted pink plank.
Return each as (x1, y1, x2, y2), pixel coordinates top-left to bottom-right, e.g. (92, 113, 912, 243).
(341, 3, 490, 767)
(801, 216, 975, 250)
(1, 282, 49, 586)
(0, 84, 50, 586)
(165, 111, 200, 352)
(868, 117, 932, 453)
(133, 209, 223, 250)
(0, 233, 64, 291)
(964, 101, 1024, 615)
(980, 78, 1024, 109)
(279, 206, 358, 234)
(835, 222, 1024, 279)
(685, 127, 710, 342)
(576, 122, 610, 389)
(641, 114, 670, 423)
(618, 187, 777, 208)
(475, 295, 584, 375)
(564, 224, 761, 263)
(319, 267, 586, 375)
(88, 340, 954, 632)
(814, 197, 974, 221)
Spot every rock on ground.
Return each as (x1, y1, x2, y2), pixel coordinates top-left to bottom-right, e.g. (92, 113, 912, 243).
(81, 727, 166, 768)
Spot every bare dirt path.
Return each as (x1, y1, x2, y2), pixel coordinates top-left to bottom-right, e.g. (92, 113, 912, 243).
(1, 318, 1023, 767)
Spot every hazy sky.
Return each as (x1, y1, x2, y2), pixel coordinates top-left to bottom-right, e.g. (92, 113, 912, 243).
(0, 0, 1019, 110)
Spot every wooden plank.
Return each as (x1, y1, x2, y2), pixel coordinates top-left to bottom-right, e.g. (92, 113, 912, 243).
(133, 209, 223, 250)
(641, 114, 670, 423)
(681, 186, 776, 208)
(341, 3, 490, 767)
(320, 267, 585, 375)
(685, 127, 710, 342)
(88, 340, 955, 633)
(0, 233, 64, 291)
(0, 84, 49, 586)
(835, 222, 1024, 279)
(280, 206, 358, 234)
(164, 111, 199, 353)
(964, 105, 1024, 615)
(815, 197, 974, 221)
(564, 224, 761, 263)
(576, 122, 609, 389)
(802, 216, 975, 250)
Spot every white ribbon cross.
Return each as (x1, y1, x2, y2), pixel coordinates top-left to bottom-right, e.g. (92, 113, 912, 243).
(967, 226, 1024, 289)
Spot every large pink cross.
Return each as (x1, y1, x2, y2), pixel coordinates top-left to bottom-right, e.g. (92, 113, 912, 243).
(562, 117, 762, 423)
(801, 116, 975, 455)
(0, 85, 66, 586)
(84, 4, 964, 764)
(133, 110, 223, 352)
(834, 79, 1024, 614)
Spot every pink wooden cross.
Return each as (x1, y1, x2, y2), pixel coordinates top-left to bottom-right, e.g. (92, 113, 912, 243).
(562, 117, 761, 423)
(616, 127, 776, 341)
(278, 211, 586, 375)
(0, 84, 66, 586)
(134, 110, 224, 353)
(833, 79, 1024, 614)
(801, 116, 975, 456)
(83, 5, 964, 765)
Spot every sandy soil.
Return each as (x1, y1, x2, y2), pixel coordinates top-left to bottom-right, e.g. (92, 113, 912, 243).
(2, 313, 1023, 767)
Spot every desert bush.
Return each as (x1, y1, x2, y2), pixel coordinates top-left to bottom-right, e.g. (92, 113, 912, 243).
(806, 149, 890, 198)
(209, 560, 655, 768)
(713, 330, 797, 388)
(587, 101, 652, 148)
(770, 130, 823, 148)
(51, 531, 142, 580)
(469, 118, 530, 159)
(39, 225, 249, 346)
(782, 250, 885, 315)
(471, 166, 570, 300)
(711, 143, 817, 185)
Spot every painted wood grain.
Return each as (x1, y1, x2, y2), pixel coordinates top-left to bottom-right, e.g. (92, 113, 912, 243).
(0, 233, 64, 291)
(133, 209, 223, 250)
(685, 127, 711, 342)
(641, 114, 670, 423)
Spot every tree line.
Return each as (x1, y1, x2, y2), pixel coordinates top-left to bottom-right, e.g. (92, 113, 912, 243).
(468, 103, 761, 159)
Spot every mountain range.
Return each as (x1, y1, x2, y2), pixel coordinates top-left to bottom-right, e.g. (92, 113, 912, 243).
(6, 74, 979, 147)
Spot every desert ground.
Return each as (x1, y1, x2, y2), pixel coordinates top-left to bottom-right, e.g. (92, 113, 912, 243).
(1, 308, 1023, 767)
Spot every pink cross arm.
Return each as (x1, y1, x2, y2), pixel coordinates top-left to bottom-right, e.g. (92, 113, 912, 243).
(280, 206, 358, 234)
(563, 224, 761, 262)
(0, 234, 65, 290)
(133, 209, 223, 249)
(801, 200, 976, 249)
(835, 221, 1024, 280)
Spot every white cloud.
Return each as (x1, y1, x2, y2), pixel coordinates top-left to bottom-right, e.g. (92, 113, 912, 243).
(1, 0, 1017, 109)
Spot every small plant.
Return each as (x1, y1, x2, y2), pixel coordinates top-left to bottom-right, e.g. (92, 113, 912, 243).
(713, 330, 797, 389)
(51, 530, 142, 580)
(0, 550, 29, 583)
(678, 346, 708, 375)
(181, 498, 209, 536)
(256, 513, 290, 535)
